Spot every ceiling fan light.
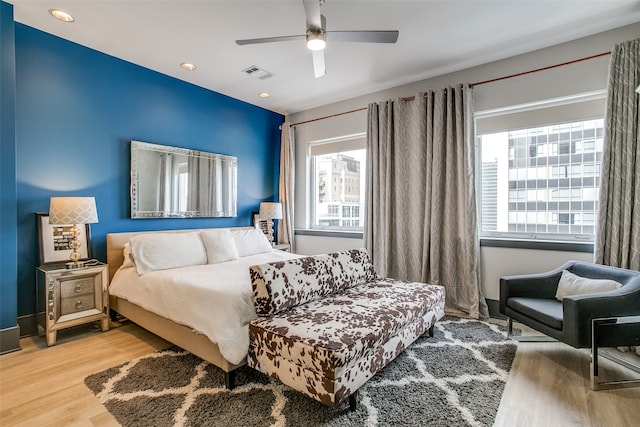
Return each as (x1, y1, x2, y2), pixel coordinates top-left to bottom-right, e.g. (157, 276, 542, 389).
(307, 38, 326, 51)
(306, 31, 326, 51)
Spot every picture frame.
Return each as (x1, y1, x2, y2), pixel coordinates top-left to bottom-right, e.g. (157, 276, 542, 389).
(36, 212, 92, 265)
(251, 211, 269, 237)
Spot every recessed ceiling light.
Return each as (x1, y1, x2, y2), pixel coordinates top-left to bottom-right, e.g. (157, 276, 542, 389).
(259, 92, 271, 98)
(49, 9, 74, 22)
(180, 62, 197, 71)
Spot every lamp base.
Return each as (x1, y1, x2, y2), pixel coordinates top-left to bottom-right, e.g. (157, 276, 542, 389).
(65, 260, 87, 269)
(265, 219, 276, 245)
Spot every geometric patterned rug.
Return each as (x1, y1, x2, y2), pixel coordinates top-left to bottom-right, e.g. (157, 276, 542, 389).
(84, 317, 517, 427)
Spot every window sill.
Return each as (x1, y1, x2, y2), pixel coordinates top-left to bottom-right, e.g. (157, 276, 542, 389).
(294, 229, 364, 239)
(480, 238, 594, 253)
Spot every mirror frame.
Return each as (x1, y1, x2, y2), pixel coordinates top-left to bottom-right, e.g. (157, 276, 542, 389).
(130, 140, 238, 218)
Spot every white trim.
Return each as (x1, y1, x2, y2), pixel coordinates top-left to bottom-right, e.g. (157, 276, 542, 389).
(475, 90, 607, 119)
(308, 133, 366, 156)
(307, 132, 367, 146)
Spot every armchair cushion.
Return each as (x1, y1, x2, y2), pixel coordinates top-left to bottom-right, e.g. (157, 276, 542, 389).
(509, 297, 563, 330)
(555, 270, 622, 301)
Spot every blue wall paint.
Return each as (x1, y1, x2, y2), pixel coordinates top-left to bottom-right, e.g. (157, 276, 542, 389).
(0, 2, 18, 331)
(13, 23, 283, 318)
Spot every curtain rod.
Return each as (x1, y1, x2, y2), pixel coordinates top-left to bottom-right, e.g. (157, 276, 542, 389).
(290, 107, 367, 127)
(289, 51, 611, 127)
(470, 51, 611, 87)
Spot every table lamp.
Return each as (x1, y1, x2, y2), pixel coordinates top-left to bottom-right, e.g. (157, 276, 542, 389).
(259, 202, 283, 245)
(49, 197, 98, 269)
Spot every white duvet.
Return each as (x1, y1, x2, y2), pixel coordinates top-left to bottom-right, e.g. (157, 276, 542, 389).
(109, 250, 302, 365)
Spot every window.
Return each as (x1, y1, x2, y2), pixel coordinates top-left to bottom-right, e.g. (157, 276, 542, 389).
(476, 93, 605, 242)
(309, 135, 366, 231)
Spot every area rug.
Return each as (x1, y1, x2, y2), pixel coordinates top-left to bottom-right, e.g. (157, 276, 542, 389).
(85, 317, 517, 427)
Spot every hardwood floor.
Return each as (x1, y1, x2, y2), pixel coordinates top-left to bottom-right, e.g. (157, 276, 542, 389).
(0, 322, 169, 427)
(494, 340, 639, 427)
(1, 320, 638, 426)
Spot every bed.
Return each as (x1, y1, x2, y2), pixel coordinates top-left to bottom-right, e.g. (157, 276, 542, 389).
(106, 226, 301, 387)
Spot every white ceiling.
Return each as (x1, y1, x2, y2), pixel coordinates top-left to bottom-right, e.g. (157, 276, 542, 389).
(8, 1, 640, 115)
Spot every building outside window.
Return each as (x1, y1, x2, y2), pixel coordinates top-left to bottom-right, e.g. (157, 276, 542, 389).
(478, 117, 604, 241)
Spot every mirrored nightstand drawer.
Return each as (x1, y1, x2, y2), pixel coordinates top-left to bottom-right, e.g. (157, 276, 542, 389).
(60, 294, 95, 315)
(60, 277, 95, 298)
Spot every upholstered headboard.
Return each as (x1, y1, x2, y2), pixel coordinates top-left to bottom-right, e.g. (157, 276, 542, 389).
(106, 227, 255, 282)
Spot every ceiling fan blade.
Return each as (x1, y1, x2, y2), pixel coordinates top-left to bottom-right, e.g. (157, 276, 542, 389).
(326, 30, 399, 43)
(236, 34, 305, 45)
(312, 50, 325, 78)
(303, 0, 322, 29)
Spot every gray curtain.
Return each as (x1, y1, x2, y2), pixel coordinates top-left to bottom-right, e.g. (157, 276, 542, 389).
(277, 122, 295, 251)
(158, 153, 169, 211)
(365, 84, 488, 318)
(187, 155, 222, 212)
(595, 38, 640, 270)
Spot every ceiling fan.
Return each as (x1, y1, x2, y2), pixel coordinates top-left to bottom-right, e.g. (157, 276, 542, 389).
(235, 0, 399, 78)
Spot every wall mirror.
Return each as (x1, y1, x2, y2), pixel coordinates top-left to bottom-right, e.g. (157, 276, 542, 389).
(130, 140, 237, 218)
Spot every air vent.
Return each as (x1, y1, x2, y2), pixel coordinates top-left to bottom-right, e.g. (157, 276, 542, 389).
(242, 65, 274, 80)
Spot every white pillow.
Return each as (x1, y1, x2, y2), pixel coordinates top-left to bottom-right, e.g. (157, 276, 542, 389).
(129, 231, 207, 275)
(122, 242, 134, 268)
(199, 229, 240, 264)
(555, 269, 622, 301)
(230, 227, 273, 257)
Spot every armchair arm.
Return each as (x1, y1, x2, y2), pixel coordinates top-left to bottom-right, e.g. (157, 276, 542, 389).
(563, 281, 640, 348)
(499, 261, 578, 314)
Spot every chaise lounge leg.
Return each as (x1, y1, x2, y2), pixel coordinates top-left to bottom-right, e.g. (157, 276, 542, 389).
(428, 324, 435, 338)
(349, 391, 358, 411)
(224, 370, 236, 390)
(507, 317, 513, 339)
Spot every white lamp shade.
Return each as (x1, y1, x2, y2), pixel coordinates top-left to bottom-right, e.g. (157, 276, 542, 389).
(49, 197, 99, 225)
(259, 202, 283, 220)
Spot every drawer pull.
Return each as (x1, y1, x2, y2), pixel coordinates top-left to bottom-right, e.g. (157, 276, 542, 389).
(74, 284, 83, 293)
(75, 300, 83, 309)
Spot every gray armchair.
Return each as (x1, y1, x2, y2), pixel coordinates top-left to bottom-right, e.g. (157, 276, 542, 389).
(500, 261, 640, 348)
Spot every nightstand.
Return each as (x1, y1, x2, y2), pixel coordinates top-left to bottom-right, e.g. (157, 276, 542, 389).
(273, 243, 291, 252)
(36, 263, 109, 346)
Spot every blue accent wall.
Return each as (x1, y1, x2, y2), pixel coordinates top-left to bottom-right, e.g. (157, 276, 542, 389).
(0, 1, 18, 334)
(11, 22, 283, 321)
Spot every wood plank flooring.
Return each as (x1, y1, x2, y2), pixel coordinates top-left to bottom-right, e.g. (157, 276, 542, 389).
(1, 320, 638, 426)
(494, 340, 639, 427)
(0, 322, 169, 427)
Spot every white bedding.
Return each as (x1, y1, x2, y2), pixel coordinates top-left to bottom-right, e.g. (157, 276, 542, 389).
(109, 250, 302, 365)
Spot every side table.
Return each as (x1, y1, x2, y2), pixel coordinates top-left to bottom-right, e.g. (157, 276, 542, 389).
(591, 315, 640, 390)
(37, 263, 110, 346)
(273, 243, 291, 252)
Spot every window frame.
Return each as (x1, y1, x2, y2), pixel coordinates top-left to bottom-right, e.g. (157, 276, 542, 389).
(475, 92, 606, 244)
(308, 133, 366, 232)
